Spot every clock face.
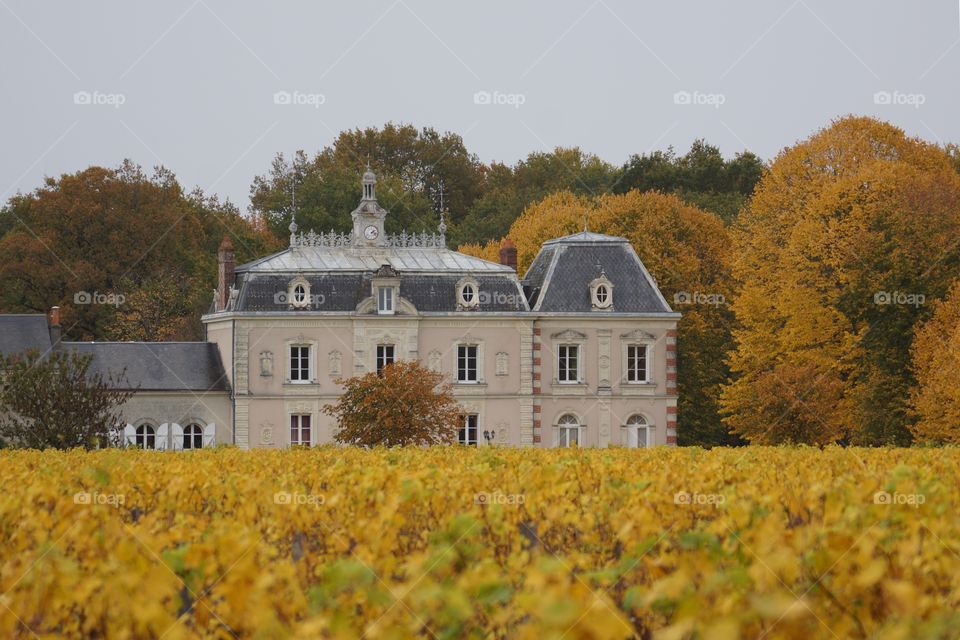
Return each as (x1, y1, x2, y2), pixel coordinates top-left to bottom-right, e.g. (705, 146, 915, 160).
(364, 225, 379, 240)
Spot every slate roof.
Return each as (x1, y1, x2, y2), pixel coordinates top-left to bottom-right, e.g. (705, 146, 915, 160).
(236, 245, 514, 274)
(63, 342, 230, 392)
(524, 232, 673, 314)
(0, 315, 53, 356)
(234, 272, 527, 312)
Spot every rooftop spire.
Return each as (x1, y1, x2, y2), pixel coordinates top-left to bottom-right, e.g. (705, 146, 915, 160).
(361, 162, 377, 201)
(288, 157, 299, 246)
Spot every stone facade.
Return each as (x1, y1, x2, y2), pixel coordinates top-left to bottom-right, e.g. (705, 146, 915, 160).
(202, 170, 680, 449)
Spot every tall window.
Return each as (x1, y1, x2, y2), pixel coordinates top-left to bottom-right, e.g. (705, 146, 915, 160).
(457, 344, 478, 382)
(378, 287, 394, 314)
(626, 345, 649, 383)
(183, 423, 203, 450)
(135, 424, 156, 449)
(376, 344, 395, 375)
(557, 413, 581, 447)
(290, 414, 311, 446)
(625, 415, 651, 448)
(290, 345, 310, 382)
(557, 344, 580, 383)
(458, 414, 478, 445)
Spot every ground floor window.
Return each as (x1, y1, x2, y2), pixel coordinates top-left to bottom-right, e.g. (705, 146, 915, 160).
(183, 423, 203, 450)
(135, 424, 156, 449)
(290, 414, 312, 446)
(458, 414, 478, 445)
(625, 415, 651, 448)
(556, 413, 582, 447)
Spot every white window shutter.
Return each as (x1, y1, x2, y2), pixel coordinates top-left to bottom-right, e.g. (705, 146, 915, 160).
(203, 423, 216, 447)
(170, 423, 184, 451)
(123, 424, 136, 447)
(156, 423, 169, 451)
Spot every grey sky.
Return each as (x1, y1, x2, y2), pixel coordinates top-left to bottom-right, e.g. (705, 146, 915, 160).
(1, 1, 957, 210)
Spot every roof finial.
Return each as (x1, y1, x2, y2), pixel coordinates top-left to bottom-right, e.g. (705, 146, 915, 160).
(437, 180, 448, 245)
(583, 211, 589, 233)
(288, 154, 299, 246)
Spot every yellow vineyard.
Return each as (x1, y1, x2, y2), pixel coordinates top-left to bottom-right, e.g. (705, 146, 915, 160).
(1, 446, 958, 639)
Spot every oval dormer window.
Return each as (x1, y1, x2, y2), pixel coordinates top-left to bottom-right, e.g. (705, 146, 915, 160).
(293, 284, 307, 305)
(595, 284, 609, 305)
(590, 273, 614, 310)
(288, 277, 311, 309)
(456, 277, 480, 310)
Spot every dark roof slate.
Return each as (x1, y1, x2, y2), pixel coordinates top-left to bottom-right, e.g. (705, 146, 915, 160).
(524, 233, 672, 314)
(235, 273, 527, 312)
(62, 342, 230, 392)
(0, 315, 52, 356)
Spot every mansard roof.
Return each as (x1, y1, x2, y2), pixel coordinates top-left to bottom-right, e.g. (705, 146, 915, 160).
(63, 342, 230, 392)
(524, 231, 673, 314)
(234, 272, 527, 313)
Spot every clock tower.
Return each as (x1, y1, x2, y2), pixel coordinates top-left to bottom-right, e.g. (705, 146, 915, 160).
(351, 166, 388, 247)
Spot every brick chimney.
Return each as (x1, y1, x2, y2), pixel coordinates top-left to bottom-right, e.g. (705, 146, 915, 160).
(499, 238, 518, 271)
(217, 236, 235, 311)
(48, 306, 61, 346)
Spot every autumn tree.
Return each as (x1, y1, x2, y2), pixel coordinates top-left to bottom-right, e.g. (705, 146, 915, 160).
(0, 350, 135, 449)
(325, 360, 461, 447)
(462, 189, 738, 446)
(722, 116, 960, 445)
(0, 162, 277, 341)
(910, 280, 960, 443)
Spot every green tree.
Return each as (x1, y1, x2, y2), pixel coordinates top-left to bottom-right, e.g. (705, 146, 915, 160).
(250, 124, 485, 241)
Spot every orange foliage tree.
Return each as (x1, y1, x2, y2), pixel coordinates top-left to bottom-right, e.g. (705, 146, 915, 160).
(325, 360, 461, 447)
(910, 281, 960, 443)
(723, 116, 960, 445)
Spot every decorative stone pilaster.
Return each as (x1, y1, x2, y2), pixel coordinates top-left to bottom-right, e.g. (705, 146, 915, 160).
(665, 328, 678, 445)
(519, 323, 535, 446)
(234, 325, 251, 448)
(531, 326, 542, 444)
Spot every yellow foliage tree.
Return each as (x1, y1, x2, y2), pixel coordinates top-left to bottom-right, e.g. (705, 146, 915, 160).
(910, 281, 960, 443)
(723, 116, 960, 444)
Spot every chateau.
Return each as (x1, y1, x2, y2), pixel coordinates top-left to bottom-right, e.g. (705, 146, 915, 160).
(1, 169, 680, 449)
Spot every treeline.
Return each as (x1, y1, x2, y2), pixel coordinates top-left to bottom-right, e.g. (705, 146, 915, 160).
(249, 124, 764, 246)
(5, 118, 960, 446)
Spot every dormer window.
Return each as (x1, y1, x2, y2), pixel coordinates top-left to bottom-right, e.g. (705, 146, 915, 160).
(286, 276, 311, 309)
(456, 277, 480, 310)
(378, 286, 394, 314)
(293, 284, 307, 305)
(590, 272, 614, 310)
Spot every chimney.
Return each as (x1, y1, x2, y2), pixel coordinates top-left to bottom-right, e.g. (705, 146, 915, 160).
(217, 236, 235, 311)
(48, 306, 61, 346)
(499, 238, 518, 272)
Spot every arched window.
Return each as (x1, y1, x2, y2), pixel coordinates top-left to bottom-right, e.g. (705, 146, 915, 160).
(183, 424, 203, 450)
(461, 283, 476, 304)
(625, 414, 651, 448)
(557, 413, 581, 448)
(136, 424, 156, 450)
